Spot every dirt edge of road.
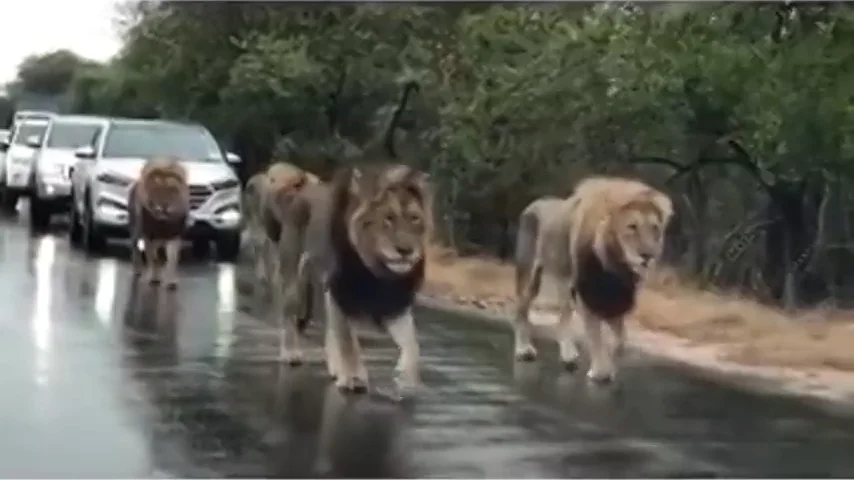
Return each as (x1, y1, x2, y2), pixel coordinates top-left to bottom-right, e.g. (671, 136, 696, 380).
(422, 246, 854, 413)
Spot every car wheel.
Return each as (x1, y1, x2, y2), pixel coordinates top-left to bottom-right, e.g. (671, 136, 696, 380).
(0, 190, 18, 215)
(215, 232, 241, 262)
(191, 239, 211, 259)
(68, 195, 83, 247)
(82, 193, 106, 254)
(29, 197, 51, 231)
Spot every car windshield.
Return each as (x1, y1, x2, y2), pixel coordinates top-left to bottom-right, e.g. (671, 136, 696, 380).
(13, 123, 47, 146)
(46, 122, 102, 149)
(101, 122, 223, 162)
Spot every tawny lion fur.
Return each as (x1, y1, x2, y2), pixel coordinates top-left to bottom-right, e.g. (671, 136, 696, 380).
(128, 156, 191, 288)
(242, 162, 319, 287)
(513, 176, 673, 383)
(260, 162, 433, 395)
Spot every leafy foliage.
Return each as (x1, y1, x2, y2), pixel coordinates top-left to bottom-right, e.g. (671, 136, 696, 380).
(15, 1, 854, 307)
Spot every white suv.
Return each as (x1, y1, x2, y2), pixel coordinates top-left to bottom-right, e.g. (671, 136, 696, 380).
(29, 115, 109, 229)
(0, 117, 52, 212)
(68, 117, 243, 261)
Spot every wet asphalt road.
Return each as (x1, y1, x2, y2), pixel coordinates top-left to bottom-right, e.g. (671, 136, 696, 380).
(4, 211, 854, 478)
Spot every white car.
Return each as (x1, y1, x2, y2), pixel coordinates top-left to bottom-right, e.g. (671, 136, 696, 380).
(29, 115, 109, 229)
(69, 117, 243, 261)
(0, 117, 51, 212)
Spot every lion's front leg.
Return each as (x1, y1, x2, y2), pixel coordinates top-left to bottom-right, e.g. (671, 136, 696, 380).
(131, 235, 144, 277)
(385, 308, 420, 396)
(268, 251, 304, 366)
(556, 284, 581, 371)
(323, 289, 368, 393)
(143, 238, 162, 284)
(162, 237, 181, 289)
(581, 305, 615, 384)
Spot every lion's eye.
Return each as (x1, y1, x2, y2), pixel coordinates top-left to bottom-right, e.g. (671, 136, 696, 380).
(628, 223, 639, 231)
(409, 214, 422, 225)
(383, 215, 394, 227)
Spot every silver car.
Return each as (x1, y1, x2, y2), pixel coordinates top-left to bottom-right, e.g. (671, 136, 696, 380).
(29, 115, 109, 229)
(0, 117, 51, 213)
(69, 117, 243, 261)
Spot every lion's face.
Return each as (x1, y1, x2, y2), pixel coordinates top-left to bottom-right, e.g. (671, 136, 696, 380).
(141, 171, 188, 220)
(346, 165, 432, 276)
(606, 199, 671, 276)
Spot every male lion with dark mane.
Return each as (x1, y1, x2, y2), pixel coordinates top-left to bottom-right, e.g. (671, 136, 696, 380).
(128, 156, 191, 288)
(276, 163, 433, 394)
(514, 176, 673, 383)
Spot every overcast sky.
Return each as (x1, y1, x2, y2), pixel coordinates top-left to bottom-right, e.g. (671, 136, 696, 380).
(0, 0, 123, 85)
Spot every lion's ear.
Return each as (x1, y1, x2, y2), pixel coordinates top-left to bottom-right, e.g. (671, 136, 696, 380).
(650, 191, 674, 223)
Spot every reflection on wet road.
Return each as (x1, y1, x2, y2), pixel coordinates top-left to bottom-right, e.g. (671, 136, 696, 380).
(3, 215, 854, 478)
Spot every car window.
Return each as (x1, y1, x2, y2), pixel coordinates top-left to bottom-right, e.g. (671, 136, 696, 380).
(46, 122, 102, 149)
(13, 123, 47, 146)
(101, 123, 224, 162)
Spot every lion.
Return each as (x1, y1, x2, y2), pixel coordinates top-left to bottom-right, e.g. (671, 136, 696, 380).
(269, 163, 433, 395)
(513, 176, 673, 383)
(242, 162, 319, 287)
(128, 156, 191, 288)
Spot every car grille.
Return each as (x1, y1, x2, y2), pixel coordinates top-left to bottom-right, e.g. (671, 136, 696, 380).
(189, 184, 212, 210)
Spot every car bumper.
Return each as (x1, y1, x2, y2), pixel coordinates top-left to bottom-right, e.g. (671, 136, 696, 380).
(94, 206, 242, 238)
(5, 164, 32, 190)
(34, 179, 72, 201)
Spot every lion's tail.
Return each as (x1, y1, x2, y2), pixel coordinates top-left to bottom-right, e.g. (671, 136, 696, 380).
(514, 204, 541, 297)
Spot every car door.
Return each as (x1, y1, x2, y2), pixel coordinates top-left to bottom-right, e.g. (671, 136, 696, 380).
(70, 122, 107, 213)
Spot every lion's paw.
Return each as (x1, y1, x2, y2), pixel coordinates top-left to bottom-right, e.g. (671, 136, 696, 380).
(514, 345, 538, 362)
(335, 375, 368, 394)
(279, 348, 304, 367)
(561, 358, 580, 372)
(586, 368, 615, 384)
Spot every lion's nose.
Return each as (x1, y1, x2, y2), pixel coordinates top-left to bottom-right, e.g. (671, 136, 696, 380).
(396, 246, 414, 257)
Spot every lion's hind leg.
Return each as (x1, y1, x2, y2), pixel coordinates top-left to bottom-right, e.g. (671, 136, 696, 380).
(513, 261, 543, 362)
(323, 290, 368, 393)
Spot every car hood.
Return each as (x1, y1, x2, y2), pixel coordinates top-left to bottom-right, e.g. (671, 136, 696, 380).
(94, 157, 238, 185)
(7, 144, 38, 160)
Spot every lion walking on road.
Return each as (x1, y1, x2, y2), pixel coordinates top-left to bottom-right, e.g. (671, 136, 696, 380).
(243, 162, 319, 287)
(288, 163, 434, 394)
(128, 156, 191, 288)
(513, 176, 673, 382)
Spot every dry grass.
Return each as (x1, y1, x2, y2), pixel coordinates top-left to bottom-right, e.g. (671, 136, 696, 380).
(424, 244, 854, 372)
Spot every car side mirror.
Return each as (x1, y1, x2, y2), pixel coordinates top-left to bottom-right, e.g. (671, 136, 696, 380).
(74, 145, 96, 160)
(0, 141, 8, 153)
(226, 151, 241, 164)
(25, 135, 42, 148)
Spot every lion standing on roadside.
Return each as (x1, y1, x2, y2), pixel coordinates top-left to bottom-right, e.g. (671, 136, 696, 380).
(513, 176, 673, 383)
(128, 156, 191, 288)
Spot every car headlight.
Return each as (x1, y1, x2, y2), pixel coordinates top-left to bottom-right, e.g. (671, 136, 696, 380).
(211, 178, 240, 191)
(96, 172, 133, 187)
(11, 157, 30, 166)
